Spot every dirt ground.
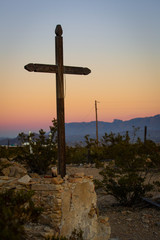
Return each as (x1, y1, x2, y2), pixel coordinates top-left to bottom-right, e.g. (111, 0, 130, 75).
(67, 165, 160, 240)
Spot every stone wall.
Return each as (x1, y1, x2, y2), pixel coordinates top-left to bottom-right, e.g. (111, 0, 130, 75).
(0, 161, 110, 239)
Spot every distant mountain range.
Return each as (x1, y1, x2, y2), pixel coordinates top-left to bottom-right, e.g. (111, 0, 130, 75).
(0, 114, 160, 146)
(65, 114, 160, 144)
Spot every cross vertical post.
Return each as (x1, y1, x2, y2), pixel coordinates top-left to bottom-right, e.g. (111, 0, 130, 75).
(55, 25, 66, 177)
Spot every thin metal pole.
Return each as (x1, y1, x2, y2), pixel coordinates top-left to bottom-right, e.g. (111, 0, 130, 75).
(95, 100, 98, 146)
(144, 125, 147, 143)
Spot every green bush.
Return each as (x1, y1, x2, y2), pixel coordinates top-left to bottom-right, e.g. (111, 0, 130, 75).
(99, 165, 153, 206)
(96, 133, 160, 206)
(0, 189, 42, 240)
(17, 119, 57, 174)
(66, 135, 104, 165)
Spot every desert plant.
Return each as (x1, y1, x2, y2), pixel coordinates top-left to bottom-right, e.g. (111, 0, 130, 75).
(66, 144, 86, 165)
(96, 133, 160, 206)
(17, 119, 58, 174)
(0, 189, 42, 240)
(99, 164, 153, 206)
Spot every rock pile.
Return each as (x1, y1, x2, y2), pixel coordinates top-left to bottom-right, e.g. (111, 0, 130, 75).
(0, 158, 27, 178)
(0, 160, 111, 240)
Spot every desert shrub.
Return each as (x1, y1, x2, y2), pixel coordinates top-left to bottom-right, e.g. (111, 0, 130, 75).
(17, 119, 57, 174)
(66, 135, 100, 165)
(0, 146, 25, 159)
(94, 159, 104, 168)
(0, 146, 9, 159)
(0, 189, 42, 240)
(66, 144, 86, 165)
(99, 164, 153, 206)
(84, 135, 101, 164)
(136, 139, 160, 170)
(96, 133, 160, 206)
(66, 135, 104, 165)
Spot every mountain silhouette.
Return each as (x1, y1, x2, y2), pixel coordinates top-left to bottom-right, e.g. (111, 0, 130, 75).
(0, 114, 160, 146)
(65, 114, 160, 144)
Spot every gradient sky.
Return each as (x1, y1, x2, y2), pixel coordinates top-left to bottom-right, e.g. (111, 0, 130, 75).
(0, 0, 160, 137)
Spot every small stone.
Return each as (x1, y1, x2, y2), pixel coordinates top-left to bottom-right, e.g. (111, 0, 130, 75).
(9, 165, 27, 177)
(64, 175, 69, 180)
(18, 174, 31, 184)
(121, 211, 127, 215)
(104, 216, 109, 222)
(84, 175, 93, 179)
(44, 226, 52, 232)
(98, 216, 109, 224)
(30, 178, 41, 184)
(0, 176, 9, 180)
(142, 213, 152, 218)
(74, 172, 84, 178)
(126, 218, 132, 222)
(68, 178, 82, 183)
(29, 173, 41, 178)
(43, 179, 52, 184)
(142, 218, 150, 224)
(99, 218, 106, 224)
(144, 224, 149, 228)
(1, 168, 10, 176)
(51, 177, 63, 185)
(127, 210, 132, 214)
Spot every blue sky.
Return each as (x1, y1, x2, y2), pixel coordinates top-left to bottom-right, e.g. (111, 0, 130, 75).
(0, 0, 160, 137)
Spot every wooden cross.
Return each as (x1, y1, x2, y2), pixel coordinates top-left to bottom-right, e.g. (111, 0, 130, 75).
(24, 25, 91, 178)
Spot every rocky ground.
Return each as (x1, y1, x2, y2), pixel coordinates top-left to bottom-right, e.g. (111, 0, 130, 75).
(67, 165, 160, 240)
(1, 159, 160, 240)
(98, 193, 160, 240)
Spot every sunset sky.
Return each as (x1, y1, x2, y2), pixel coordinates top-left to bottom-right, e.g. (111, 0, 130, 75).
(1, 0, 160, 137)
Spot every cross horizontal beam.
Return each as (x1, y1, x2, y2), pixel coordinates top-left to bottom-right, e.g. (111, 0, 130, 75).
(24, 63, 91, 75)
